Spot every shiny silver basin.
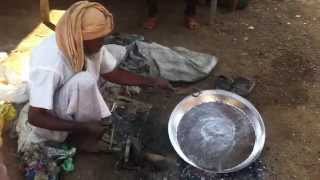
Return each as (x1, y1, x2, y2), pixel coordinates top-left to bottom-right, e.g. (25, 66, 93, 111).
(168, 90, 266, 173)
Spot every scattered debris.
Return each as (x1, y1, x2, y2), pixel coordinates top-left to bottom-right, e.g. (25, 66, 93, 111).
(214, 76, 256, 97)
(248, 26, 255, 30)
(177, 158, 267, 180)
(244, 37, 249, 41)
(241, 52, 249, 56)
(21, 143, 76, 180)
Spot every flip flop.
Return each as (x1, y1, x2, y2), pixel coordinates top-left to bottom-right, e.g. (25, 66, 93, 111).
(185, 16, 200, 30)
(231, 77, 256, 97)
(214, 75, 233, 91)
(143, 17, 158, 30)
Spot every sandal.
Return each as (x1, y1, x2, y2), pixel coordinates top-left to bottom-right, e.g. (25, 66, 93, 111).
(185, 16, 200, 30)
(231, 77, 256, 97)
(214, 75, 233, 90)
(143, 17, 158, 30)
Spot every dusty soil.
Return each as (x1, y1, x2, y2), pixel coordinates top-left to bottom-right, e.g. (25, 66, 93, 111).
(1, 0, 320, 179)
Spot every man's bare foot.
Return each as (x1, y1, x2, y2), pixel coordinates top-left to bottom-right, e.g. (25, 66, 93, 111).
(185, 16, 200, 30)
(143, 17, 158, 30)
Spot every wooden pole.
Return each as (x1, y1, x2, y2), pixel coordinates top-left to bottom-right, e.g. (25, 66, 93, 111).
(208, 0, 217, 25)
(40, 0, 56, 30)
(40, 0, 50, 23)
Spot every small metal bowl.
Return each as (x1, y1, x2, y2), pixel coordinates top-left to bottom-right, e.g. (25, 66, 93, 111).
(168, 90, 266, 173)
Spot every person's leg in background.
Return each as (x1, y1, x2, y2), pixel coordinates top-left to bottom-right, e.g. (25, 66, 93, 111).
(144, 0, 159, 30)
(184, 0, 200, 30)
(147, 0, 158, 18)
(185, 0, 197, 17)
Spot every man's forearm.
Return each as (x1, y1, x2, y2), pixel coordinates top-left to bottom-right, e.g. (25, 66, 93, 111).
(102, 69, 155, 86)
(28, 107, 85, 133)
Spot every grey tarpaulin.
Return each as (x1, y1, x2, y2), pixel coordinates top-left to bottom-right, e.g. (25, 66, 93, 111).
(105, 35, 217, 82)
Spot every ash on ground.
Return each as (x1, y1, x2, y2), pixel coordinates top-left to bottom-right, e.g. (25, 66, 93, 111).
(177, 158, 267, 180)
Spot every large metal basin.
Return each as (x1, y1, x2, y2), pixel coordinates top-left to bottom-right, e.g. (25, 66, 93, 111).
(168, 90, 266, 173)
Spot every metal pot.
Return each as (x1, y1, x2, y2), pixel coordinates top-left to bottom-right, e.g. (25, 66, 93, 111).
(168, 90, 265, 173)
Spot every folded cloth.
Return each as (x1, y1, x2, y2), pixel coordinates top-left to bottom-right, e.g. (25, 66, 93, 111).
(105, 35, 218, 82)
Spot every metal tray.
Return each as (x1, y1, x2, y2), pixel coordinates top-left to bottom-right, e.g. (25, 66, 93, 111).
(168, 90, 266, 173)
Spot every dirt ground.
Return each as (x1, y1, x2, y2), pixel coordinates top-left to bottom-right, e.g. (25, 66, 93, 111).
(1, 0, 320, 179)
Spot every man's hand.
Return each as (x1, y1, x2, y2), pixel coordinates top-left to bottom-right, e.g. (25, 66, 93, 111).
(103, 69, 174, 90)
(152, 79, 173, 90)
(81, 121, 106, 139)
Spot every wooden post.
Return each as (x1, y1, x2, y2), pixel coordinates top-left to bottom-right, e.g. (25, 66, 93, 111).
(40, 0, 50, 23)
(40, 0, 56, 30)
(208, 0, 217, 25)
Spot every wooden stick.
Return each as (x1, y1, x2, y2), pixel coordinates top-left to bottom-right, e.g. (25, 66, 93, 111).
(208, 0, 218, 25)
(40, 0, 50, 23)
(40, 0, 56, 30)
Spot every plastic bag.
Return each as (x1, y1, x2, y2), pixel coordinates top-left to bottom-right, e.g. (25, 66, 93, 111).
(0, 102, 17, 146)
(0, 83, 28, 103)
(0, 52, 8, 63)
(0, 65, 29, 103)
